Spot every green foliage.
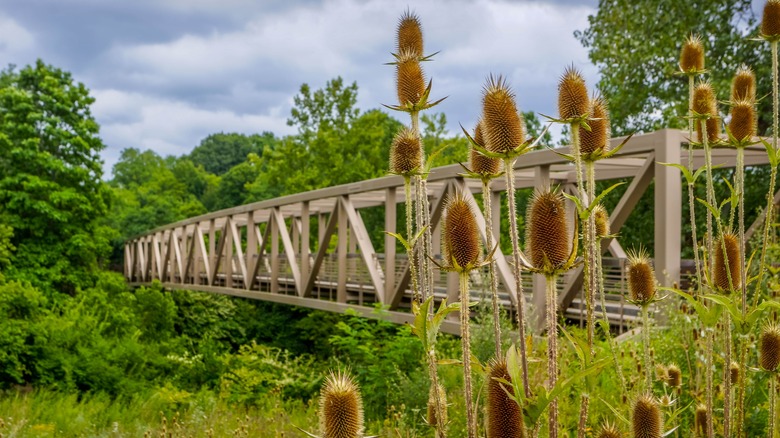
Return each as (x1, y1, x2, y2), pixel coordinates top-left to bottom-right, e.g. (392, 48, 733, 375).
(187, 132, 276, 176)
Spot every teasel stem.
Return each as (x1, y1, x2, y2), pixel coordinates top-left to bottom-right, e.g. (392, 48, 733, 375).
(642, 303, 652, 393)
(723, 311, 733, 437)
(596, 233, 626, 392)
(415, 175, 427, 299)
(504, 157, 531, 398)
(735, 336, 748, 438)
(701, 118, 716, 282)
(572, 125, 596, 352)
(404, 176, 420, 302)
(577, 394, 589, 438)
(585, 159, 598, 358)
(421, 177, 434, 304)
(483, 178, 502, 357)
(705, 328, 715, 438)
(687, 74, 703, 293)
(771, 374, 778, 438)
(737, 146, 746, 316)
(546, 274, 559, 438)
(756, 40, 780, 306)
(427, 349, 447, 438)
(460, 271, 477, 438)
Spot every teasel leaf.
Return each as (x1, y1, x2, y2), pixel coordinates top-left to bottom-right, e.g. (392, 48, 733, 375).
(661, 287, 721, 327)
(586, 182, 626, 217)
(599, 397, 631, 426)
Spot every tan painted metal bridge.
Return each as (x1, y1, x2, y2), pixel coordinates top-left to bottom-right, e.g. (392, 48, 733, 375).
(123, 129, 774, 335)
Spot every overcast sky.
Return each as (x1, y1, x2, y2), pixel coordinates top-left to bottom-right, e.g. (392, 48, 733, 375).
(1, 0, 608, 176)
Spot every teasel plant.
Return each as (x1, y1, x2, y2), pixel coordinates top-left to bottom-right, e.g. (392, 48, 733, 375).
(626, 248, 662, 394)
(298, 370, 376, 438)
(632, 394, 664, 438)
(459, 120, 504, 357)
(761, 323, 780, 438)
(485, 358, 526, 438)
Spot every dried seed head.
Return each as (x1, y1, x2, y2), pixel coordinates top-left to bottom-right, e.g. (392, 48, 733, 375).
(389, 127, 422, 175)
(627, 249, 656, 303)
(695, 405, 708, 436)
(713, 233, 741, 293)
(594, 204, 610, 238)
(597, 423, 622, 438)
(655, 364, 668, 382)
(486, 359, 525, 438)
(396, 50, 426, 107)
(729, 100, 757, 144)
(319, 371, 364, 438)
(443, 194, 481, 271)
(730, 362, 740, 384)
(666, 364, 681, 388)
(526, 188, 570, 271)
(679, 34, 705, 73)
(692, 82, 721, 143)
(470, 121, 501, 175)
(763, 0, 780, 38)
(426, 384, 447, 428)
(760, 323, 780, 371)
(580, 95, 611, 155)
(397, 11, 423, 57)
(482, 75, 525, 154)
(558, 66, 589, 120)
(731, 65, 756, 102)
(632, 394, 663, 438)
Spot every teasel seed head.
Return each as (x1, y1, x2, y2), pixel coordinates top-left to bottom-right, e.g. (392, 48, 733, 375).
(580, 95, 611, 155)
(692, 82, 721, 143)
(729, 100, 757, 144)
(760, 323, 780, 371)
(627, 249, 656, 304)
(389, 127, 422, 175)
(679, 34, 705, 74)
(763, 0, 780, 39)
(396, 50, 426, 107)
(597, 423, 622, 438)
(713, 233, 741, 293)
(486, 359, 525, 438)
(731, 65, 756, 102)
(526, 188, 570, 272)
(470, 121, 501, 175)
(426, 384, 447, 428)
(558, 66, 589, 120)
(397, 11, 423, 57)
(666, 364, 681, 388)
(482, 75, 526, 154)
(730, 362, 740, 384)
(319, 370, 364, 438)
(594, 204, 610, 238)
(443, 193, 481, 271)
(695, 404, 708, 436)
(632, 394, 663, 438)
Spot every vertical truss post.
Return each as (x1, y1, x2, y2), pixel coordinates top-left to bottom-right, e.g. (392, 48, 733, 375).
(654, 129, 682, 287)
(385, 188, 397, 300)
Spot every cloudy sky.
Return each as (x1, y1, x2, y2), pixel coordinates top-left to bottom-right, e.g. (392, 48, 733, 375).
(0, 0, 606, 176)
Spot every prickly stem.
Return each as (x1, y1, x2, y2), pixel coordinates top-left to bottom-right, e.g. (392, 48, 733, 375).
(642, 304, 652, 393)
(483, 178, 502, 357)
(687, 74, 703, 294)
(460, 272, 477, 438)
(547, 274, 559, 438)
(404, 176, 420, 302)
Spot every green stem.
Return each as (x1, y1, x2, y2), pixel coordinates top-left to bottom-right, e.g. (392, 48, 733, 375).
(723, 312, 732, 437)
(771, 374, 777, 438)
(642, 304, 652, 393)
(504, 158, 531, 398)
(483, 178, 502, 358)
(571, 124, 594, 350)
(688, 74, 703, 294)
(404, 177, 420, 302)
(585, 160, 597, 356)
(577, 394, 589, 438)
(736, 337, 748, 438)
(702, 119, 715, 283)
(427, 350, 447, 438)
(546, 274, 559, 438)
(737, 146, 746, 316)
(414, 175, 427, 299)
(706, 329, 715, 438)
(459, 272, 476, 438)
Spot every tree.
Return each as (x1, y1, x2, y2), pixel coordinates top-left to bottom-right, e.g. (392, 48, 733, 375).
(0, 60, 111, 293)
(576, 0, 766, 135)
(287, 76, 359, 139)
(188, 132, 276, 176)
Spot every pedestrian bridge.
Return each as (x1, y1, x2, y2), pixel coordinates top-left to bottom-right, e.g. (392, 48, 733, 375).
(123, 129, 773, 335)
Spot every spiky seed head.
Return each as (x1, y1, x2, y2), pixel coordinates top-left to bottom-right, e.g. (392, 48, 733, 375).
(760, 323, 780, 371)
(632, 394, 663, 438)
(597, 423, 622, 438)
(558, 66, 589, 120)
(482, 75, 525, 154)
(763, 0, 780, 38)
(486, 359, 525, 438)
(396, 50, 426, 107)
(730, 362, 740, 384)
(594, 204, 610, 238)
(580, 95, 611, 155)
(627, 249, 656, 303)
(731, 65, 756, 102)
(695, 405, 708, 436)
(443, 194, 481, 271)
(426, 384, 447, 428)
(692, 82, 721, 143)
(319, 371, 364, 438)
(470, 121, 501, 175)
(389, 127, 422, 175)
(713, 233, 741, 293)
(526, 188, 570, 272)
(666, 364, 681, 388)
(679, 34, 705, 73)
(729, 100, 757, 144)
(397, 11, 423, 57)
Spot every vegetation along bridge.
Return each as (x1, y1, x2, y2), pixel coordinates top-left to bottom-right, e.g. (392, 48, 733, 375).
(124, 129, 775, 335)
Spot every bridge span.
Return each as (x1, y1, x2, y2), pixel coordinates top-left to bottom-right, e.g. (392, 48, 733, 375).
(123, 129, 773, 335)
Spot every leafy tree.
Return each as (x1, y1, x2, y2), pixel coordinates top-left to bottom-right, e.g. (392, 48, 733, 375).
(188, 132, 275, 176)
(0, 60, 111, 293)
(576, 0, 766, 135)
(205, 160, 260, 211)
(287, 76, 359, 139)
(169, 158, 220, 202)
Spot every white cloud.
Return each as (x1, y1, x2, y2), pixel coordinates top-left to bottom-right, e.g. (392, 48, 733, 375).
(0, 14, 35, 60)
